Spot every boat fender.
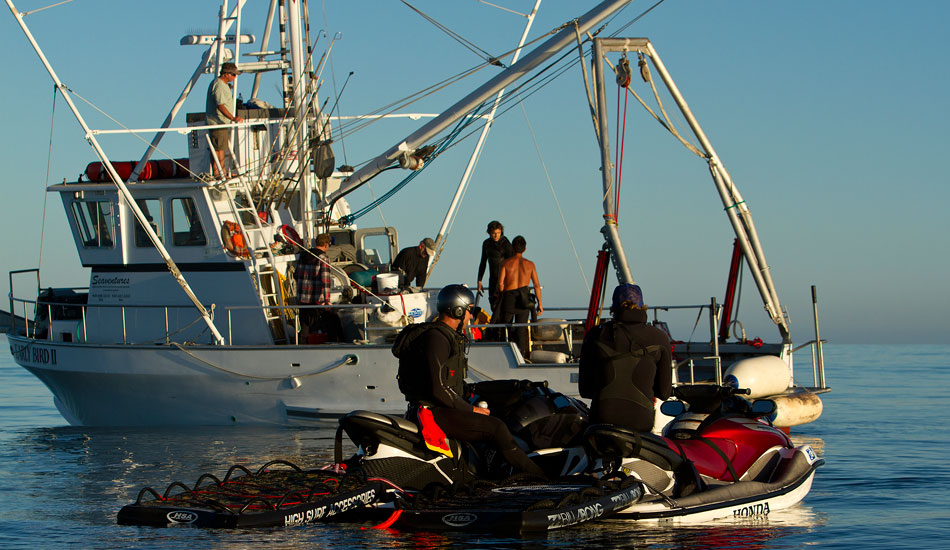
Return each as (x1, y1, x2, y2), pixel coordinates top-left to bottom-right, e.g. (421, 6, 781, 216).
(724, 355, 791, 398)
(771, 392, 823, 428)
(221, 221, 249, 257)
(529, 349, 569, 363)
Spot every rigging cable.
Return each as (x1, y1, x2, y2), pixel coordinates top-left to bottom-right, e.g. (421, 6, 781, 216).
(320, 0, 349, 167)
(621, 54, 705, 159)
(21, 0, 74, 17)
(519, 98, 590, 291)
(400, 0, 503, 66)
(338, 101, 489, 226)
(329, 24, 560, 154)
(614, 55, 631, 222)
(338, 0, 667, 161)
(607, 0, 667, 36)
(39, 85, 57, 279)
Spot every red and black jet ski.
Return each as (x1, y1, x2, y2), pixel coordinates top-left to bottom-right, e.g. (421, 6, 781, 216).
(584, 384, 824, 521)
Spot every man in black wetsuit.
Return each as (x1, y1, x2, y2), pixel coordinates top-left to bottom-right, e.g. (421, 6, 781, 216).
(393, 284, 544, 477)
(476, 220, 513, 312)
(391, 237, 435, 288)
(579, 283, 673, 432)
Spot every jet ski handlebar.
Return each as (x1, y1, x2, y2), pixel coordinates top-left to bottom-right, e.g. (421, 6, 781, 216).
(672, 384, 751, 414)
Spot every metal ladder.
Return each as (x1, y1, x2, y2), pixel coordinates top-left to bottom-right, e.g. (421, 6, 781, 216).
(213, 141, 291, 344)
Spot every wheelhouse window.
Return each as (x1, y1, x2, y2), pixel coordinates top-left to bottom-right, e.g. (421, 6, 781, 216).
(134, 199, 162, 247)
(359, 233, 393, 268)
(71, 200, 114, 248)
(171, 197, 206, 246)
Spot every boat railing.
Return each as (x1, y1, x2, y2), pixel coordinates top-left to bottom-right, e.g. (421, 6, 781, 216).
(229, 303, 388, 346)
(9, 276, 828, 390)
(14, 296, 218, 345)
(790, 339, 829, 390)
(8, 268, 40, 336)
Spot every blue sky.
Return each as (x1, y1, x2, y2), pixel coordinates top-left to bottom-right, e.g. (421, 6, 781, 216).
(1, 0, 947, 345)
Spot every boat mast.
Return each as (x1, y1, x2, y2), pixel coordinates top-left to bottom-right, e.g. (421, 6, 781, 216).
(591, 38, 635, 284)
(428, 0, 543, 281)
(6, 0, 226, 345)
(286, 0, 316, 246)
(251, 0, 280, 101)
(589, 38, 789, 340)
(323, 0, 634, 207)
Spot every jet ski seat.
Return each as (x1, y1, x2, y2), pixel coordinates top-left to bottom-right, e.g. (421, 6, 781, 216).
(340, 410, 424, 455)
(584, 424, 682, 469)
(584, 424, 702, 497)
(338, 410, 470, 490)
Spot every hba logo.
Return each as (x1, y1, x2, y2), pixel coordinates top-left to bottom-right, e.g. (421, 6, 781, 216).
(166, 510, 199, 524)
(441, 513, 477, 527)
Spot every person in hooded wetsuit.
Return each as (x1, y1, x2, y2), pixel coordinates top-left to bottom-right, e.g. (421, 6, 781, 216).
(393, 284, 544, 477)
(579, 284, 673, 432)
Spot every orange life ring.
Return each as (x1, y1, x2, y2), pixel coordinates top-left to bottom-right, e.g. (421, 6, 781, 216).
(221, 220, 249, 257)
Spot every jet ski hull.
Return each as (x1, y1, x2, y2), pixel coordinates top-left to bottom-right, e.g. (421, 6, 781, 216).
(611, 447, 822, 522)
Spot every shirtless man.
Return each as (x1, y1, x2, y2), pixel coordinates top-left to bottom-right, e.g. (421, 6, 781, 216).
(495, 235, 542, 358)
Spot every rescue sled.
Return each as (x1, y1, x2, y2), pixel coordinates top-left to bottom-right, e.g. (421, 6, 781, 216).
(116, 460, 382, 528)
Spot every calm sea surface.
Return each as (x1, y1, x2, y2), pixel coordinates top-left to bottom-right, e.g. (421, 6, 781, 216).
(0, 336, 947, 549)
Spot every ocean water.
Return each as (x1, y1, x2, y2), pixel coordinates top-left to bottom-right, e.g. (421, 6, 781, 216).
(0, 336, 947, 549)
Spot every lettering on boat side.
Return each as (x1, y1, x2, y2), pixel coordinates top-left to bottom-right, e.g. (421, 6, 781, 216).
(91, 275, 131, 286)
(546, 502, 604, 528)
(89, 274, 132, 303)
(166, 511, 198, 524)
(732, 502, 770, 517)
(441, 513, 477, 527)
(283, 488, 377, 526)
(10, 344, 56, 365)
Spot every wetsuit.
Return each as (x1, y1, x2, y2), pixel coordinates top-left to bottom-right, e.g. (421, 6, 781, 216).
(393, 321, 543, 476)
(495, 287, 531, 358)
(477, 237, 512, 309)
(579, 308, 673, 432)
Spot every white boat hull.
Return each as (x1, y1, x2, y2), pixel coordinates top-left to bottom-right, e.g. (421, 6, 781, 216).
(9, 334, 578, 426)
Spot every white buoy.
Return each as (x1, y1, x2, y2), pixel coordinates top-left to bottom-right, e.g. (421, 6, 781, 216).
(724, 355, 792, 398)
(772, 391, 823, 427)
(529, 349, 569, 363)
(531, 319, 568, 341)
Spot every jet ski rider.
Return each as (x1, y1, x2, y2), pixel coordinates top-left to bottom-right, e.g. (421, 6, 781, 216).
(579, 283, 673, 432)
(393, 284, 545, 477)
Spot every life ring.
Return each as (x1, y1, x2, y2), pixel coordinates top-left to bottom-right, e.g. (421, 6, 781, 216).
(278, 224, 303, 248)
(221, 220, 249, 257)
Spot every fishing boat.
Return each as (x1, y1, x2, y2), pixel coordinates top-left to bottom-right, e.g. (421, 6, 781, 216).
(5, 0, 829, 427)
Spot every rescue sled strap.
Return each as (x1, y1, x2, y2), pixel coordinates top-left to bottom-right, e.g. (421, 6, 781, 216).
(334, 424, 345, 465)
(694, 436, 739, 482)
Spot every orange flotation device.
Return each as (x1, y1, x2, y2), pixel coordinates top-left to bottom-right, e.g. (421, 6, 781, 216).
(415, 406, 453, 458)
(221, 221, 249, 257)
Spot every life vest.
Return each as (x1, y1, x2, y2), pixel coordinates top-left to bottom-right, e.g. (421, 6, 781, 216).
(393, 321, 467, 402)
(592, 321, 663, 411)
(220, 220, 249, 257)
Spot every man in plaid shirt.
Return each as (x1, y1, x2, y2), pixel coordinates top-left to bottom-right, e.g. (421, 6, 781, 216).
(296, 233, 332, 339)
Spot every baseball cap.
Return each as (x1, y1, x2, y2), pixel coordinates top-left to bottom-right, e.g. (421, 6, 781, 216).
(221, 62, 241, 75)
(422, 238, 436, 256)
